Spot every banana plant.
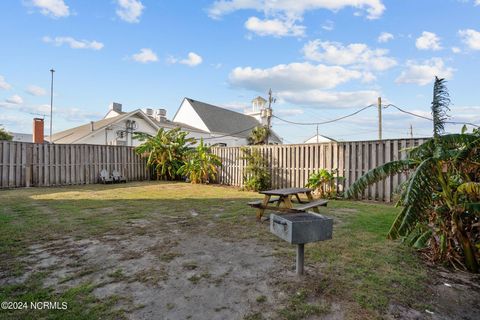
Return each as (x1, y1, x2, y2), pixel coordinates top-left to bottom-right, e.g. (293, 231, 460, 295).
(134, 127, 195, 180)
(345, 77, 480, 272)
(177, 139, 221, 184)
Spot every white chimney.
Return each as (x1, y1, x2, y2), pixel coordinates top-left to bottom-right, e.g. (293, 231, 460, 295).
(109, 102, 122, 113)
(155, 108, 167, 122)
(144, 108, 153, 116)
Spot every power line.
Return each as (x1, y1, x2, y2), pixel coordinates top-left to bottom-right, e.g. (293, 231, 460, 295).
(272, 104, 375, 126)
(199, 125, 258, 140)
(385, 104, 480, 128)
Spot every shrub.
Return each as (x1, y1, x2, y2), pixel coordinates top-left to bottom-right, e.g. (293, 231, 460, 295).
(306, 169, 344, 199)
(241, 147, 270, 191)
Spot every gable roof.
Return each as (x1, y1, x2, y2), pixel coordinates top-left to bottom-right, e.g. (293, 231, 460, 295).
(183, 98, 281, 142)
(304, 134, 337, 143)
(50, 109, 160, 144)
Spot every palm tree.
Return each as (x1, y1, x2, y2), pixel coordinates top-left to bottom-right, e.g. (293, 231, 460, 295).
(345, 77, 480, 272)
(248, 126, 270, 145)
(134, 127, 195, 180)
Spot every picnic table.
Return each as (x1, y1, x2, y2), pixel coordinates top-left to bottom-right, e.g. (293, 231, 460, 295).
(248, 187, 328, 220)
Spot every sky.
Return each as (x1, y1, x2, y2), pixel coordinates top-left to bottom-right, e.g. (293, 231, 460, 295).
(0, 0, 479, 143)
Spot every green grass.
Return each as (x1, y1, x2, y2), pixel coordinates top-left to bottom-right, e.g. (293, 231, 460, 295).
(0, 181, 429, 319)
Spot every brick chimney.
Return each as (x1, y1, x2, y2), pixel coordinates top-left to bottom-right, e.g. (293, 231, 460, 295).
(33, 118, 44, 143)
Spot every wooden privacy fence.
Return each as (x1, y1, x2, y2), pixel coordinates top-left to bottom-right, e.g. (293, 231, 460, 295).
(212, 138, 428, 202)
(0, 141, 149, 188)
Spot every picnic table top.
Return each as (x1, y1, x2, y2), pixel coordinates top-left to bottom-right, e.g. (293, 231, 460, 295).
(259, 187, 312, 196)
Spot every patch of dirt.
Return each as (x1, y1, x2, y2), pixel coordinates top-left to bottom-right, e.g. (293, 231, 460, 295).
(5, 220, 479, 320)
(11, 233, 287, 319)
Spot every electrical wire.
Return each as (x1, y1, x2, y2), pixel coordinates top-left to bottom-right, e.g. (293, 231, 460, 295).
(197, 125, 259, 140)
(272, 104, 375, 126)
(385, 104, 480, 128)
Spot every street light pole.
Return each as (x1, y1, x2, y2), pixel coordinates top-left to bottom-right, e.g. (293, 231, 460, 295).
(49, 68, 55, 143)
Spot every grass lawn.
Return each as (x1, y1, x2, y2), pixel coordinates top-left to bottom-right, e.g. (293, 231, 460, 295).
(0, 182, 431, 319)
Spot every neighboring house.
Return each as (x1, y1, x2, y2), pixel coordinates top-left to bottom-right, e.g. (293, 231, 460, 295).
(11, 132, 33, 142)
(49, 96, 283, 147)
(304, 134, 337, 144)
(49, 103, 209, 146)
(172, 97, 282, 146)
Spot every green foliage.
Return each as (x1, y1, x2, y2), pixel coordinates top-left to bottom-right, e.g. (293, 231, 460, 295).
(134, 127, 195, 180)
(431, 76, 450, 138)
(345, 77, 480, 273)
(306, 169, 345, 199)
(247, 126, 270, 145)
(0, 126, 13, 141)
(241, 147, 270, 191)
(177, 139, 221, 184)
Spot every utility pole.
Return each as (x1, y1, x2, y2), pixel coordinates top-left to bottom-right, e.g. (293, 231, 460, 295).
(378, 96, 382, 140)
(49, 69, 55, 143)
(266, 88, 275, 144)
(409, 124, 413, 138)
(316, 125, 319, 143)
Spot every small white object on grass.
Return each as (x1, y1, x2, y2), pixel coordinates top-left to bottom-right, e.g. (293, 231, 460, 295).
(444, 283, 452, 287)
(425, 309, 434, 315)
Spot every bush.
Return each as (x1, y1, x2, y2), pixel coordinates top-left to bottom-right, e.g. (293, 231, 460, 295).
(241, 147, 270, 191)
(306, 169, 344, 199)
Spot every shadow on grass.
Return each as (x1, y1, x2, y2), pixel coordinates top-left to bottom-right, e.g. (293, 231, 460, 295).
(0, 182, 428, 319)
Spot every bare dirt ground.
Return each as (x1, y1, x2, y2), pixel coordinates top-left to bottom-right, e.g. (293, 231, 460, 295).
(4, 221, 295, 320)
(5, 224, 479, 320)
(1, 183, 479, 320)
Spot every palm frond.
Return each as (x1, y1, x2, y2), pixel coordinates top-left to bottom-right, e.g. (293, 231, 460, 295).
(345, 159, 414, 199)
(387, 158, 437, 238)
(431, 76, 450, 138)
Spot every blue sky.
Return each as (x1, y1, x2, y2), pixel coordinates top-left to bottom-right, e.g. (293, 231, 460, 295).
(0, 0, 479, 142)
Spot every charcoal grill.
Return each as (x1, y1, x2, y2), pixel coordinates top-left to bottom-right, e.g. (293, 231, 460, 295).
(270, 212, 333, 275)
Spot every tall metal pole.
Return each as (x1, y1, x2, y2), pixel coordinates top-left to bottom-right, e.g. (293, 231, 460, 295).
(378, 96, 382, 140)
(316, 125, 319, 143)
(49, 69, 55, 143)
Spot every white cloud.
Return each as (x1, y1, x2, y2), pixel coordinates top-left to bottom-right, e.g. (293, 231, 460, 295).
(0, 76, 11, 90)
(26, 85, 47, 96)
(116, 0, 144, 23)
(459, 29, 480, 50)
(396, 58, 454, 86)
(245, 16, 305, 37)
(377, 32, 393, 43)
(169, 52, 203, 67)
(209, 0, 384, 38)
(28, 0, 70, 18)
(321, 20, 334, 31)
(180, 52, 203, 66)
(229, 62, 361, 92)
(278, 90, 379, 108)
(208, 0, 386, 20)
(475, 0, 480, 6)
(451, 47, 461, 54)
(131, 48, 158, 63)
(302, 40, 397, 71)
(43, 36, 104, 50)
(415, 31, 442, 50)
(5, 95, 23, 105)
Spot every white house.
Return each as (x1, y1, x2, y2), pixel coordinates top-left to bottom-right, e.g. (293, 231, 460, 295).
(49, 103, 209, 146)
(172, 97, 282, 146)
(49, 97, 283, 147)
(304, 134, 337, 144)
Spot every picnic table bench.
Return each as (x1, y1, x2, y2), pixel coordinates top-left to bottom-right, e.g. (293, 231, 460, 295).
(248, 187, 328, 220)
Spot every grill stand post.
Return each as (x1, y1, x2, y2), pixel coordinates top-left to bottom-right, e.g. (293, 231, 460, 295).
(296, 244, 304, 276)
